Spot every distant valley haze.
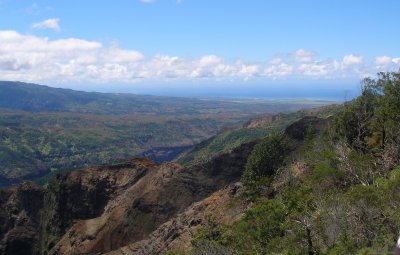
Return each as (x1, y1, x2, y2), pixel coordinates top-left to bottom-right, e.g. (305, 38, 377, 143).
(47, 79, 359, 101)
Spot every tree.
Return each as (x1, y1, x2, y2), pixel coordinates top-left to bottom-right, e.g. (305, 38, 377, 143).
(242, 133, 290, 186)
(333, 80, 378, 151)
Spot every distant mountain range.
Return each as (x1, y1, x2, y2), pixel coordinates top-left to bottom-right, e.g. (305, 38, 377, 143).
(0, 81, 331, 115)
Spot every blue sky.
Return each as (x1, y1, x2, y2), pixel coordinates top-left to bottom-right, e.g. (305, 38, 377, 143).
(0, 0, 399, 99)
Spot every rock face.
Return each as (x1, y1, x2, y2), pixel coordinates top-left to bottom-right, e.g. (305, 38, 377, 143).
(49, 141, 255, 255)
(0, 116, 327, 255)
(245, 114, 279, 128)
(0, 140, 257, 255)
(106, 183, 246, 255)
(41, 158, 155, 253)
(0, 158, 156, 255)
(0, 182, 44, 255)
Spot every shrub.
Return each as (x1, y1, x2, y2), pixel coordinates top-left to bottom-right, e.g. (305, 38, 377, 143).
(242, 133, 290, 186)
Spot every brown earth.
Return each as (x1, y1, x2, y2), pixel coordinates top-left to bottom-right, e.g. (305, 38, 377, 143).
(0, 140, 256, 255)
(0, 116, 324, 255)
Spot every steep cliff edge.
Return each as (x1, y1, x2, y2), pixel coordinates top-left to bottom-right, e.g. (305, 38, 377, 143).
(0, 116, 326, 255)
(49, 140, 256, 254)
(0, 182, 44, 255)
(0, 158, 156, 255)
(106, 182, 246, 255)
(0, 138, 257, 255)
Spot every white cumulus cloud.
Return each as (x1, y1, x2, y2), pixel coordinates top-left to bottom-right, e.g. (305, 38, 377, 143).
(32, 18, 60, 32)
(0, 31, 399, 84)
(290, 49, 315, 62)
(264, 63, 294, 77)
(269, 57, 283, 65)
(374, 56, 392, 65)
(298, 62, 330, 76)
(342, 54, 363, 66)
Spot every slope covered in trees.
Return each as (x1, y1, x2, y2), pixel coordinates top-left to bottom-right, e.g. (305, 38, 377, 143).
(186, 71, 400, 254)
(177, 105, 340, 166)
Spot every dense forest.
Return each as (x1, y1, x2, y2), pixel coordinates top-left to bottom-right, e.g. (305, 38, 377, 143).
(179, 71, 400, 254)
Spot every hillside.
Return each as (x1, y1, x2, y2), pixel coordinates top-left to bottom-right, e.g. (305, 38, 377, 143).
(184, 72, 400, 254)
(0, 141, 256, 255)
(2, 72, 399, 255)
(0, 72, 398, 255)
(177, 104, 341, 165)
(0, 111, 226, 184)
(0, 81, 330, 115)
(0, 81, 331, 187)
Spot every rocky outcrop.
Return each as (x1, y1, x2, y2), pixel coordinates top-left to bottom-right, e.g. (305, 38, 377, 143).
(0, 158, 156, 255)
(0, 182, 44, 255)
(0, 116, 330, 255)
(0, 138, 256, 255)
(245, 114, 279, 128)
(49, 141, 256, 255)
(40, 158, 156, 253)
(106, 183, 246, 255)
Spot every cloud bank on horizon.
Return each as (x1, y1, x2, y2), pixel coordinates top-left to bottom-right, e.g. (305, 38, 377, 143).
(0, 30, 399, 85)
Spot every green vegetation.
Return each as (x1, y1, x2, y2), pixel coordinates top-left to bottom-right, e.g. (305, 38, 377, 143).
(242, 134, 289, 187)
(0, 81, 332, 186)
(190, 71, 400, 254)
(0, 110, 231, 185)
(0, 81, 331, 115)
(177, 105, 340, 165)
